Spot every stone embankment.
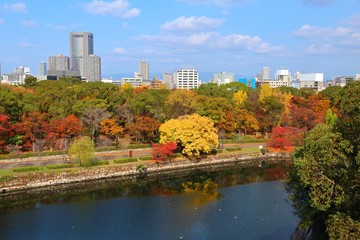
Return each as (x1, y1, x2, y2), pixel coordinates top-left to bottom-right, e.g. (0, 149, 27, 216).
(0, 152, 290, 196)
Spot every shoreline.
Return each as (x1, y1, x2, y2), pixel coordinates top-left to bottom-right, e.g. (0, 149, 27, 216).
(0, 152, 291, 196)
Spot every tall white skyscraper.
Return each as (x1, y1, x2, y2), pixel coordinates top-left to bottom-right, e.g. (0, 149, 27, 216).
(70, 32, 94, 78)
(139, 61, 149, 80)
(262, 66, 271, 80)
(174, 69, 199, 90)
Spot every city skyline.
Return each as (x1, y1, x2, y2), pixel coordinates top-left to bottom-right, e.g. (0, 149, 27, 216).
(0, 0, 359, 79)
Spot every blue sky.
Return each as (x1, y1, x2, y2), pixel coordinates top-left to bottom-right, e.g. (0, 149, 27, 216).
(0, 0, 359, 80)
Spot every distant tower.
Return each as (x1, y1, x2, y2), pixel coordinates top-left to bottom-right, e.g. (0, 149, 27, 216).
(139, 61, 149, 80)
(38, 61, 47, 76)
(262, 66, 270, 80)
(70, 32, 94, 78)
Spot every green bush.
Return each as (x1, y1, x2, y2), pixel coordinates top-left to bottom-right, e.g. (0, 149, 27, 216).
(226, 147, 243, 152)
(113, 157, 138, 164)
(139, 156, 152, 161)
(46, 164, 73, 170)
(129, 144, 151, 149)
(13, 166, 41, 172)
(91, 160, 109, 166)
(172, 153, 183, 158)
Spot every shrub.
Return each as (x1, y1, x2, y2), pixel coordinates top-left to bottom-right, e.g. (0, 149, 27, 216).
(226, 147, 243, 152)
(139, 156, 152, 161)
(129, 144, 151, 149)
(152, 142, 178, 162)
(13, 166, 41, 172)
(46, 164, 73, 170)
(91, 160, 109, 166)
(113, 157, 137, 164)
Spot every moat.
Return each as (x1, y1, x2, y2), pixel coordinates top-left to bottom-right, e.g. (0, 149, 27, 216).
(0, 162, 298, 240)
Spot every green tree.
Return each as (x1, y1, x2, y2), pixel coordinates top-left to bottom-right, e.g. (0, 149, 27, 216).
(68, 137, 95, 166)
(159, 114, 218, 157)
(24, 76, 38, 88)
(165, 90, 198, 119)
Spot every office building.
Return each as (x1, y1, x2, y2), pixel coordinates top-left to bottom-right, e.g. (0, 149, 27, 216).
(48, 55, 70, 71)
(163, 72, 175, 89)
(122, 77, 143, 87)
(174, 69, 199, 90)
(213, 72, 234, 85)
(139, 61, 149, 80)
(70, 32, 94, 78)
(84, 55, 101, 82)
(293, 72, 324, 91)
(38, 61, 47, 76)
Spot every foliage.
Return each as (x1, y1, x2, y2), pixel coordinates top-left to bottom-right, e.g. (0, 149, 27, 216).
(81, 107, 110, 141)
(287, 123, 359, 237)
(165, 90, 198, 119)
(159, 114, 218, 157)
(268, 126, 304, 149)
(100, 118, 124, 146)
(326, 213, 360, 240)
(0, 114, 14, 153)
(233, 90, 248, 107)
(24, 76, 38, 88)
(195, 96, 231, 124)
(126, 115, 160, 143)
(68, 137, 95, 167)
(152, 142, 178, 162)
(325, 108, 337, 127)
(225, 147, 242, 152)
(13, 166, 41, 172)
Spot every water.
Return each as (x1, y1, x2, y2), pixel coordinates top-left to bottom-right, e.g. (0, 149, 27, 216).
(0, 163, 298, 240)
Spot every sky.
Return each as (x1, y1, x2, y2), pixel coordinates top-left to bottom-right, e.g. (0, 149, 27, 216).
(0, 0, 360, 80)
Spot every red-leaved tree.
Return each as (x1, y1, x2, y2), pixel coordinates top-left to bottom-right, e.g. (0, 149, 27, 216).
(268, 126, 305, 149)
(0, 114, 14, 153)
(152, 142, 178, 162)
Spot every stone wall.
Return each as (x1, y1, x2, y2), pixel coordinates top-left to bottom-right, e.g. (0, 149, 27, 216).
(0, 152, 290, 196)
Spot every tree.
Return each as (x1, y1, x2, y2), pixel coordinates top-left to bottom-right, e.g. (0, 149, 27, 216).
(165, 90, 198, 119)
(152, 142, 178, 162)
(159, 114, 218, 157)
(81, 108, 110, 141)
(287, 124, 359, 238)
(68, 137, 95, 166)
(0, 114, 14, 153)
(100, 118, 124, 146)
(235, 109, 259, 135)
(47, 114, 82, 150)
(233, 90, 248, 108)
(24, 76, 38, 88)
(268, 126, 304, 149)
(195, 96, 231, 124)
(125, 115, 160, 143)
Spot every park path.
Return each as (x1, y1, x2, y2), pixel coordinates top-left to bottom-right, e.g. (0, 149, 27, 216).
(0, 143, 264, 169)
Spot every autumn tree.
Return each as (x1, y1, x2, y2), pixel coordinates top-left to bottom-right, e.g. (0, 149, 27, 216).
(126, 115, 160, 143)
(268, 126, 304, 149)
(81, 108, 110, 141)
(235, 109, 259, 135)
(17, 111, 49, 152)
(100, 118, 124, 146)
(165, 90, 198, 119)
(47, 114, 82, 150)
(195, 96, 231, 124)
(159, 114, 218, 157)
(0, 114, 14, 153)
(233, 90, 248, 107)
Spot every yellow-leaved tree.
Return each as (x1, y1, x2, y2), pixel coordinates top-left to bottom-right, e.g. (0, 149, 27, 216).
(159, 114, 218, 157)
(233, 90, 248, 108)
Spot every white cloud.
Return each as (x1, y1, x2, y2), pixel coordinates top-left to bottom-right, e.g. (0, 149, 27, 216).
(45, 24, 67, 30)
(137, 32, 283, 54)
(20, 20, 37, 28)
(306, 44, 336, 55)
(114, 47, 126, 54)
(293, 24, 352, 39)
(340, 12, 360, 28)
(0, 19, 4, 24)
(82, 0, 140, 19)
(161, 16, 223, 31)
(179, 0, 249, 7)
(2, 2, 27, 13)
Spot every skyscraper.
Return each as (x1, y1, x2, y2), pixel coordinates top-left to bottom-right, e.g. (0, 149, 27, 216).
(139, 61, 149, 80)
(70, 32, 94, 78)
(174, 69, 199, 90)
(38, 61, 47, 76)
(84, 55, 101, 82)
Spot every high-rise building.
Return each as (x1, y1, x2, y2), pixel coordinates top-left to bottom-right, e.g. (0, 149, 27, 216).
(139, 61, 149, 80)
(163, 72, 175, 89)
(174, 69, 199, 90)
(38, 61, 47, 76)
(48, 55, 70, 71)
(213, 72, 234, 85)
(262, 66, 271, 80)
(84, 55, 101, 82)
(70, 32, 94, 78)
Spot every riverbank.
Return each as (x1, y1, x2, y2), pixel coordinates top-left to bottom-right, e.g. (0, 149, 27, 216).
(0, 152, 291, 196)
